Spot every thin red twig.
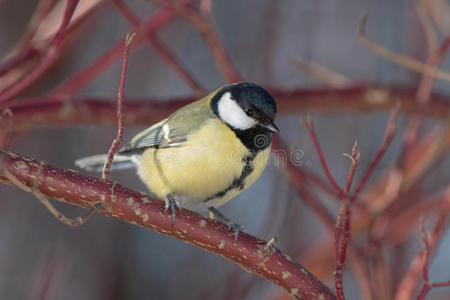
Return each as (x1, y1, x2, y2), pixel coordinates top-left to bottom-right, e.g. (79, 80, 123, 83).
(415, 215, 450, 300)
(352, 107, 400, 201)
(102, 33, 135, 180)
(343, 141, 360, 195)
(419, 216, 430, 283)
(332, 109, 398, 299)
(333, 142, 360, 300)
(416, 35, 450, 105)
(401, 35, 450, 165)
(431, 281, 450, 288)
(395, 212, 449, 300)
(112, 0, 203, 93)
(301, 116, 344, 196)
(151, 0, 242, 83)
(272, 137, 336, 232)
(0, 47, 40, 78)
(49, 4, 184, 97)
(0, 0, 57, 78)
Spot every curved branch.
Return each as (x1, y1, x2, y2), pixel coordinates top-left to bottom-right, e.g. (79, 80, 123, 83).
(0, 149, 335, 300)
(2, 85, 449, 133)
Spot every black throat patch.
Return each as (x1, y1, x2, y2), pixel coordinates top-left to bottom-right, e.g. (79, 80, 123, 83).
(232, 126, 272, 152)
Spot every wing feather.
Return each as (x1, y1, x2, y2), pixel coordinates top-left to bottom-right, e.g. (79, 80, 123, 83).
(119, 100, 214, 154)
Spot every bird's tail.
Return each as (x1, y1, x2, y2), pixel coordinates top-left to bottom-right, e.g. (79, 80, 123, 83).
(75, 154, 135, 172)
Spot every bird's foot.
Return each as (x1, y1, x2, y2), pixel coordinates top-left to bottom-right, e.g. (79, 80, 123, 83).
(208, 207, 243, 242)
(164, 195, 181, 224)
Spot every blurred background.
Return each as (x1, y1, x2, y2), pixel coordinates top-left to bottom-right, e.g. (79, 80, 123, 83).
(0, 0, 449, 299)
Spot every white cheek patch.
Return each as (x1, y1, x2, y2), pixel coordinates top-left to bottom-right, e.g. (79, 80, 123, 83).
(217, 92, 257, 130)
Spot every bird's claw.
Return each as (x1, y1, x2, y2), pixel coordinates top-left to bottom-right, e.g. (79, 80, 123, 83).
(164, 196, 181, 224)
(228, 222, 244, 242)
(207, 207, 244, 242)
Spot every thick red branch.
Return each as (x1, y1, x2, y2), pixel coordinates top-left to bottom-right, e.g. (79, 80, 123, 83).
(2, 86, 449, 134)
(0, 150, 335, 300)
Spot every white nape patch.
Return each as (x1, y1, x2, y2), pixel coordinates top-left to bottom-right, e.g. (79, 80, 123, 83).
(217, 92, 257, 130)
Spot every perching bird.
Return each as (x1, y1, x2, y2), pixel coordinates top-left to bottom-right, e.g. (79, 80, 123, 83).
(75, 82, 278, 237)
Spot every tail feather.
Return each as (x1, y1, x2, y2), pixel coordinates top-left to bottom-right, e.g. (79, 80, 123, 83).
(75, 154, 135, 172)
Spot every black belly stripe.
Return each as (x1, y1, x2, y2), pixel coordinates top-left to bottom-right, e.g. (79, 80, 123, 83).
(204, 152, 257, 202)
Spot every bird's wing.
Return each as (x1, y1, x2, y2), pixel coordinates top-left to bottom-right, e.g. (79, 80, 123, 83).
(119, 103, 215, 154)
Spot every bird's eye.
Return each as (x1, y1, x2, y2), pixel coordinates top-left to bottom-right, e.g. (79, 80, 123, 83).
(245, 109, 254, 117)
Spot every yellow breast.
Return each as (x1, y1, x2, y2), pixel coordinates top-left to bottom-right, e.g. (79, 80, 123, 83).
(137, 118, 271, 211)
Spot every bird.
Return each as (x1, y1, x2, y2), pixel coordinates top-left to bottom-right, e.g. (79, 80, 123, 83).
(75, 82, 279, 238)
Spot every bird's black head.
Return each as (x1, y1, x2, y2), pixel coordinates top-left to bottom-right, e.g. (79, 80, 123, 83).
(211, 82, 278, 133)
(211, 82, 279, 152)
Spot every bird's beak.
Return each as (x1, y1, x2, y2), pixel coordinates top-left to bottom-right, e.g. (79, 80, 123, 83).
(264, 122, 279, 133)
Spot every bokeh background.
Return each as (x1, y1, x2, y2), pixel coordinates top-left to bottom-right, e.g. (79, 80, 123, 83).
(0, 0, 449, 299)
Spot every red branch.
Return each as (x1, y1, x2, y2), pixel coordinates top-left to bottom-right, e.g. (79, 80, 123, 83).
(102, 33, 134, 179)
(334, 143, 360, 300)
(0, 47, 40, 78)
(394, 212, 449, 300)
(301, 104, 398, 299)
(0, 150, 335, 300)
(343, 142, 359, 194)
(352, 107, 399, 201)
(0, 0, 80, 103)
(416, 214, 450, 300)
(301, 116, 344, 196)
(49, 3, 189, 97)
(1, 85, 448, 134)
(151, 0, 243, 83)
(112, 0, 203, 93)
(272, 137, 336, 231)
(0, 84, 450, 130)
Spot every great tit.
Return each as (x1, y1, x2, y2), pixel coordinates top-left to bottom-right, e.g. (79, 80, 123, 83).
(75, 82, 278, 236)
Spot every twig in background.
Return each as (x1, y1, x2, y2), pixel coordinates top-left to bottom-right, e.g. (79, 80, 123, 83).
(112, 0, 203, 94)
(424, 0, 450, 36)
(301, 116, 344, 196)
(150, 0, 242, 83)
(358, 15, 450, 83)
(273, 137, 336, 232)
(200, 0, 211, 15)
(0, 0, 102, 84)
(0, 109, 14, 148)
(0, 0, 80, 103)
(394, 211, 449, 300)
(398, 35, 450, 186)
(378, 187, 449, 246)
(414, 0, 439, 55)
(49, 2, 188, 97)
(352, 107, 399, 201)
(291, 58, 352, 88)
(415, 215, 450, 300)
(102, 33, 135, 180)
(343, 141, 360, 194)
(3, 85, 447, 133)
